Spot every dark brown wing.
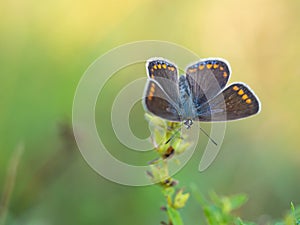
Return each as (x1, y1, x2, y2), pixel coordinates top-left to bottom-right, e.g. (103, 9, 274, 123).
(146, 58, 180, 105)
(143, 79, 181, 121)
(186, 58, 231, 107)
(196, 83, 261, 121)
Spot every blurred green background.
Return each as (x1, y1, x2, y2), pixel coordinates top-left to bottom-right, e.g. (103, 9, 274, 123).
(1, 0, 300, 224)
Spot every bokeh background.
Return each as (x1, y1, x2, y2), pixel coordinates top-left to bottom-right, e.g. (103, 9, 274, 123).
(1, 0, 300, 224)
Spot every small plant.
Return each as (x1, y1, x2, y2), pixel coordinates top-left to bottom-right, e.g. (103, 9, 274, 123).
(192, 190, 254, 225)
(145, 113, 299, 225)
(193, 193, 300, 225)
(146, 113, 191, 225)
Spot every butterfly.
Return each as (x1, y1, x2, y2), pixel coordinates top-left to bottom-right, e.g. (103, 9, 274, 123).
(143, 58, 261, 128)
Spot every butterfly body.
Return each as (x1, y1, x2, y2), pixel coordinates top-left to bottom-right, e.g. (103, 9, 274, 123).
(178, 75, 196, 120)
(143, 58, 260, 125)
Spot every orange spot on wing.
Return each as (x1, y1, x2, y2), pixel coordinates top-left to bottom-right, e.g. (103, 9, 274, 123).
(206, 63, 212, 69)
(153, 65, 157, 70)
(162, 64, 167, 69)
(238, 89, 244, 95)
(157, 64, 162, 69)
(213, 64, 219, 69)
(151, 74, 154, 79)
(148, 84, 155, 100)
(220, 66, 224, 71)
(148, 92, 153, 100)
(199, 65, 205, 70)
(242, 94, 248, 100)
(246, 99, 252, 104)
(150, 86, 155, 93)
(223, 72, 228, 78)
(233, 86, 239, 91)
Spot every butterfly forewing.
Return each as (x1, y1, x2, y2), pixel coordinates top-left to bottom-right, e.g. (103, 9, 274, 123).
(186, 59, 231, 107)
(144, 59, 182, 121)
(147, 59, 180, 105)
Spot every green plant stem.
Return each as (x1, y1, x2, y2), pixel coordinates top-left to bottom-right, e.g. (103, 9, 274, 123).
(146, 114, 189, 225)
(0, 143, 24, 225)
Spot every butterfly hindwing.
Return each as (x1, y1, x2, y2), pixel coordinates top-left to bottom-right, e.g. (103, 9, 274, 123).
(196, 83, 260, 121)
(186, 59, 231, 106)
(143, 79, 181, 121)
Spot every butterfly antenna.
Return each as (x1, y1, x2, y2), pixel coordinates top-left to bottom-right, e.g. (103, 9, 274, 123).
(199, 127, 218, 146)
(165, 127, 181, 144)
(165, 124, 217, 146)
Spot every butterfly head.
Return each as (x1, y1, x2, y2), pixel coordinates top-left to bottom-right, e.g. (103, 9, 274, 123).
(184, 119, 193, 129)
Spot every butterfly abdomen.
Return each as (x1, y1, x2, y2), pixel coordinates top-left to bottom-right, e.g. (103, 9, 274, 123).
(179, 75, 196, 119)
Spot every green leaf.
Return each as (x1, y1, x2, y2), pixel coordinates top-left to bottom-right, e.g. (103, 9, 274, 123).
(291, 202, 296, 212)
(173, 189, 190, 209)
(221, 194, 248, 213)
(234, 217, 256, 225)
(166, 205, 184, 225)
(162, 187, 175, 197)
(235, 217, 246, 225)
(145, 114, 166, 146)
(208, 191, 222, 207)
(190, 184, 210, 207)
(203, 205, 224, 225)
(148, 163, 170, 184)
(174, 142, 192, 155)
